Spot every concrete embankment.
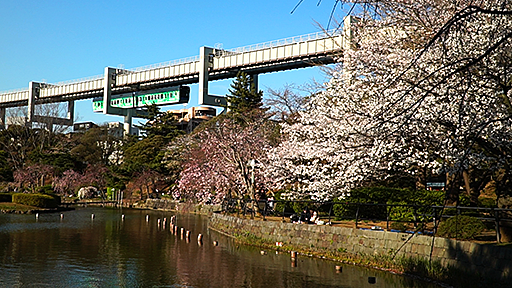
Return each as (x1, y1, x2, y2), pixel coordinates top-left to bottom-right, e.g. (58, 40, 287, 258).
(208, 213, 512, 285)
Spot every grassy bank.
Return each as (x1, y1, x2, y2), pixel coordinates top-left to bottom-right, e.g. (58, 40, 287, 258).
(0, 202, 39, 213)
(0, 202, 73, 214)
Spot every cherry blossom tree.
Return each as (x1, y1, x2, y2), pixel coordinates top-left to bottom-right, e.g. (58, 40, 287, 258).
(264, 84, 308, 124)
(131, 169, 163, 200)
(52, 164, 109, 196)
(177, 111, 276, 204)
(13, 164, 54, 193)
(52, 169, 82, 196)
(266, 1, 512, 203)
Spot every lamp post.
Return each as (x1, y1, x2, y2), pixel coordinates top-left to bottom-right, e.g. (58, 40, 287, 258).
(248, 159, 258, 218)
(250, 159, 256, 189)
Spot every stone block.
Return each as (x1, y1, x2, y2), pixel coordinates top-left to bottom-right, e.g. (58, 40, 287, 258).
(433, 237, 450, 248)
(383, 239, 396, 250)
(383, 232, 400, 241)
(307, 225, 317, 232)
(318, 240, 329, 249)
(375, 231, 387, 239)
(337, 227, 352, 236)
(420, 244, 431, 256)
(411, 235, 429, 246)
(410, 243, 419, 254)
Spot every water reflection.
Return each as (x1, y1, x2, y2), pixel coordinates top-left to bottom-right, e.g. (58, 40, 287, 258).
(0, 208, 440, 288)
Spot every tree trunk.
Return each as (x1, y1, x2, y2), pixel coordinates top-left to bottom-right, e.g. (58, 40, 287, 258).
(462, 170, 479, 205)
(445, 172, 461, 206)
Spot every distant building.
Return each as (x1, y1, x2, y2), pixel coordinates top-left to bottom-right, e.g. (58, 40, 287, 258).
(167, 107, 216, 133)
(107, 121, 139, 137)
(73, 121, 98, 132)
(107, 122, 124, 138)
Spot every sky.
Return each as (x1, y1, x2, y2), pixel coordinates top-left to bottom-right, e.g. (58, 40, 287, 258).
(0, 0, 349, 126)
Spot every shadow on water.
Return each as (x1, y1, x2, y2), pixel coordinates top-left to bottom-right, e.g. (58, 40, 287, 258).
(0, 208, 440, 288)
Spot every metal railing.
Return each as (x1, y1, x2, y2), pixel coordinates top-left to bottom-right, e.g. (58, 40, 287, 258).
(128, 56, 200, 73)
(0, 88, 29, 95)
(53, 74, 104, 86)
(218, 29, 343, 56)
(221, 198, 512, 243)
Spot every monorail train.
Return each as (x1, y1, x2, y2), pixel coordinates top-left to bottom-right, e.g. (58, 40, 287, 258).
(92, 85, 190, 112)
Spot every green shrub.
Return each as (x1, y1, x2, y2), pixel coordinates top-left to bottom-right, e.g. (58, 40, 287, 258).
(291, 200, 311, 214)
(333, 187, 445, 221)
(37, 185, 54, 194)
(397, 256, 448, 279)
(458, 193, 472, 206)
(12, 193, 60, 208)
(332, 201, 358, 220)
(437, 215, 485, 240)
(389, 201, 417, 221)
(0, 193, 12, 202)
(478, 197, 496, 208)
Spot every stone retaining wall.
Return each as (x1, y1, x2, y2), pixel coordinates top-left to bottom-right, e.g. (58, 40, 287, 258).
(209, 213, 511, 281)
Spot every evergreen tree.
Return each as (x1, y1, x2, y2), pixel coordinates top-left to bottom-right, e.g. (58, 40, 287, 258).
(136, 104, 183, 140)
(225, 71, 263, 113)
(123, 104, 183, 175)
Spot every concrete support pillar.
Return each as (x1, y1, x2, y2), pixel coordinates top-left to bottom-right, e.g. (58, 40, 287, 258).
(251, 74, 259, 92)
(123, 109, 134, 136)
(103, 67, 116, 115)
(0, 108, 5, 129)
(28, 87, 73, 130)
(199, 46, 214, 105)
(199, 46, 227, 107)
(67, 100, 74, 122)
(343, 16, 356, 50)
(342, 16, 357, 83)
(103, 67, 132, 137)
(28, 81, 41, 126)
(103, 67, 127, 115)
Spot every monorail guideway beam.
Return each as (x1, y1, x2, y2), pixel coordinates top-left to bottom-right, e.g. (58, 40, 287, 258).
(1, 26, 351, 134)
(26, 81, 74, 131)
(101, 45, 261, 134)
(102, 44, 262, 136)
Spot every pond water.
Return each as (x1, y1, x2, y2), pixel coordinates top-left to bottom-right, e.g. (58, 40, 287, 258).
(0, 208, 441, 287)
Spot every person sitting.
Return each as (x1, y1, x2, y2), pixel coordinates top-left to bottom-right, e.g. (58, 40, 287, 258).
(300, 208, 310, 223)
(310, 211, 318, 223)
(267, 196, 274, 211)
